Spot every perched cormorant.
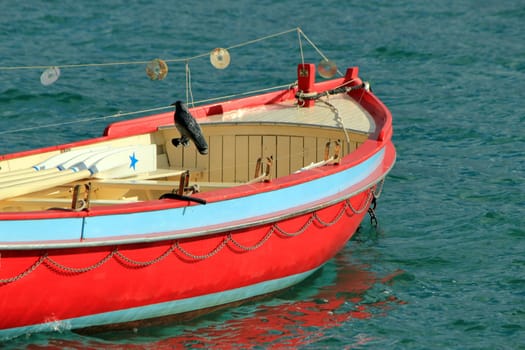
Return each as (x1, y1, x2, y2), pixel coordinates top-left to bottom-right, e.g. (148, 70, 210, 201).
(171, 101, 209, 155)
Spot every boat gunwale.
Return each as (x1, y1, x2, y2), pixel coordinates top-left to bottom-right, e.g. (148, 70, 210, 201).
(0, 140, 395, 250)
(0, 136, 388, 219)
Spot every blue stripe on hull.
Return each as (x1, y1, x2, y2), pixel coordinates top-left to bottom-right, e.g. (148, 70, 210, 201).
(0, 217, 83, 242)
(0, 266, 320, 340)
(0, 148, 384, 243)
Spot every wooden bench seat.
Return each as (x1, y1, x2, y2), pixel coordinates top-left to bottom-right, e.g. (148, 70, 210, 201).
(94, 179, 181, 190)
(121, 168, 186, 180)
(93, 179, 241, 190)
(7, 197, 139, 207)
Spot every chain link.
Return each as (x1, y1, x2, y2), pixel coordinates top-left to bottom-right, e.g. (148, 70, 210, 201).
(45, 251, 115, 274)
(313, 202, 347, 227)
(0, 254, 47, 284)
(373, 179, 385, 199)
(0, 187, 379, 284)
(273, 215, 315, 237)
(228, 230, 274, 251)
(175, 238, 228, 260)
(115, 244, 177, 267)
(346, 189, 374, 214)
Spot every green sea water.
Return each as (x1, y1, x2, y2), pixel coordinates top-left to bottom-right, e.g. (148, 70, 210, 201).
(1, 0, 523, 348)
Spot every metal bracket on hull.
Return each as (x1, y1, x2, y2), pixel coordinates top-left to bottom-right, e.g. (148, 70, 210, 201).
(159, 192, 207, 205)
(295, 141, 340, 173)
(71, 183, 92, 211)
(324, 140, 341, 165)
(159, 170, 206, 204)
(178, 170, 190, 195)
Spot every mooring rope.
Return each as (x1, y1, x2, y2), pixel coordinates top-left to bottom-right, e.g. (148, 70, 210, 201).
(295, 82, 366, 145)
(0, 106, 169, 135)
(0, 83, 298, 136)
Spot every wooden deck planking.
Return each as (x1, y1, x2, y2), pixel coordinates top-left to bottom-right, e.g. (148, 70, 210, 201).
(235, 136, 250, 182)
(199, 94, 375, 134)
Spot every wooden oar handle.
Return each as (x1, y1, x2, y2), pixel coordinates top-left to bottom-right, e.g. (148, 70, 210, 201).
(0, 168, 61, 188)
(0, 167, 38, 180)
(0, 144, 157, 200)
(0, 169, 91, 200)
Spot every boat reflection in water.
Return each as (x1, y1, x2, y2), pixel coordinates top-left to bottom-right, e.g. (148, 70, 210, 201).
(23, 242, 405, 349)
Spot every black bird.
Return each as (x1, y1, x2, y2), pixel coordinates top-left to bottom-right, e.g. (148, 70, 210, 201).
(171, 101, 209, 155)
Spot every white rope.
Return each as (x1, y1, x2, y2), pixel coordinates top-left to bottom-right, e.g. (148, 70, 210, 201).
(185, 61, 195, 107)
(298, 28, 305, 66)
(194, 83, 295, 105)
(0, 61, 151, 71)
(0, 106, 170, 135)
(297, 28, 344, 77)
(0, 28, 335, 73)
(0, 84, 297, 136)
(0, 28, 301, 72)
(0, 27, 343, 136)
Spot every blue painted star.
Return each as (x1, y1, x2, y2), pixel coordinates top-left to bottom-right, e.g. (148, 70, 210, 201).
(129, 152, 139, 170)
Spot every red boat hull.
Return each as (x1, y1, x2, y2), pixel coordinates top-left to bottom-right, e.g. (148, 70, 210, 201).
(0, 188, 374, 333)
